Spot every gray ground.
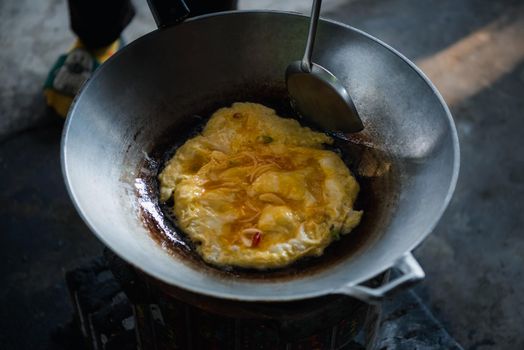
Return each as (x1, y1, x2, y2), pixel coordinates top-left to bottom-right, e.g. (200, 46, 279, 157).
(1, 0, 523, 349)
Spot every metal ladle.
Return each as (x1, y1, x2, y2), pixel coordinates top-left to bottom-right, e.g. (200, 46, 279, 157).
(286, 0, 363, 133)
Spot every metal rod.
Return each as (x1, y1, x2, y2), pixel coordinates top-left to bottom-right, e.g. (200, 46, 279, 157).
(301, 0, 322, 72)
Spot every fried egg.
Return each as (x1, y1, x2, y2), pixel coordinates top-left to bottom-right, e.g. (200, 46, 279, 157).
(158, 102, 362, 269)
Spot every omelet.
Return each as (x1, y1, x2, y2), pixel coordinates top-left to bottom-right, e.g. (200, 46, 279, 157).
(158, 102, 362, 269)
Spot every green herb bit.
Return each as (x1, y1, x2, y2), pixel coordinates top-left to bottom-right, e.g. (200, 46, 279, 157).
(258, 135, 273, 144)
(330, 229, 341, 241)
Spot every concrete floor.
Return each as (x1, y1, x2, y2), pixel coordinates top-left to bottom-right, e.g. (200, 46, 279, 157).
(1, 0, 523, 349)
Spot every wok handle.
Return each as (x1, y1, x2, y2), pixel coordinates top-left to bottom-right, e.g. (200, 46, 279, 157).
(337, 253, 425, 303)
(147, 0, 190, 28)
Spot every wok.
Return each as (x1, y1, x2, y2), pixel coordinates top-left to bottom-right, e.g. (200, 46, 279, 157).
(61, 7, 459, 303)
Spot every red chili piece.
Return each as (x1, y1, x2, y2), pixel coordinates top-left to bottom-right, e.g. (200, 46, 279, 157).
(251, 232, 262, 248)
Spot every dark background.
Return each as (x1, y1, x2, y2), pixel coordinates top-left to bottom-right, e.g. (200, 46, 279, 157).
(1, 0, 523, 349)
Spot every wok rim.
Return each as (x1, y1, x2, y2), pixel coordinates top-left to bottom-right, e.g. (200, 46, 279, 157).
(61, 10, 460, 302)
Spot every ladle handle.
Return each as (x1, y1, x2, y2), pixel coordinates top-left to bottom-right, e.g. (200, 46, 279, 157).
(147, 0, 190, 28)
(301, 0, 322, 72)
(336, 253, 425, 303)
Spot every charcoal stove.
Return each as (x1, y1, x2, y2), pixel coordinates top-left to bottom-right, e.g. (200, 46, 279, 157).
(62, 249, 462, 350)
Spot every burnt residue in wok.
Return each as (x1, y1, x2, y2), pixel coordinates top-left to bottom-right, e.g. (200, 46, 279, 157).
(134, 86, 399, 282)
